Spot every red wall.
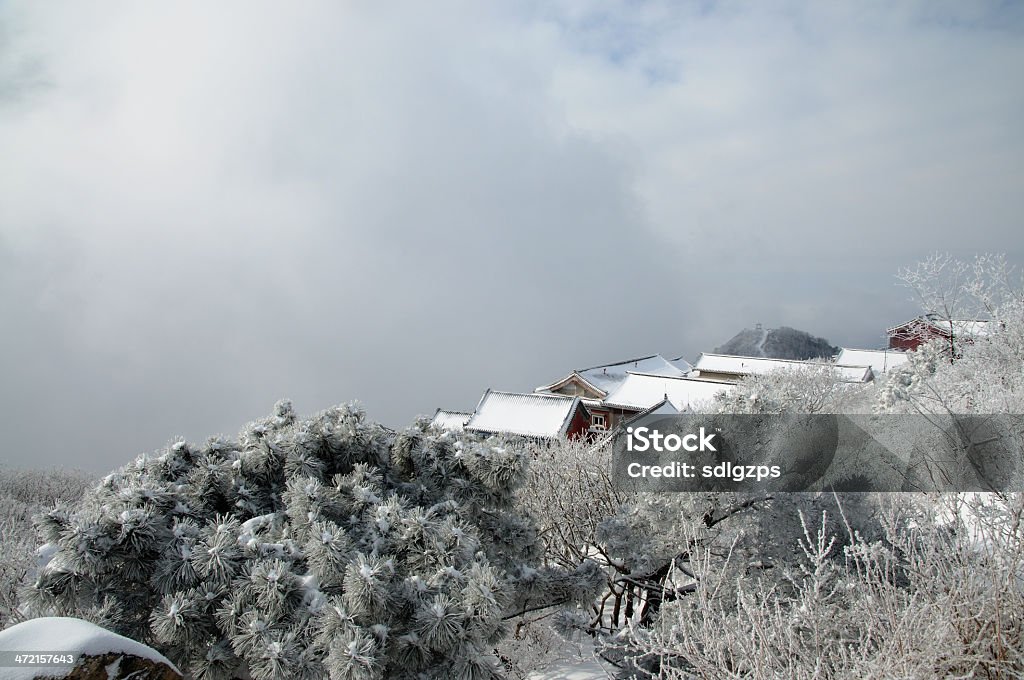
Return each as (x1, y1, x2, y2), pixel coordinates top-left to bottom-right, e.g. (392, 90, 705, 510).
(889, 334, 924, 351)
(888, 323, 949, 351)
(566, 406, 591, 440)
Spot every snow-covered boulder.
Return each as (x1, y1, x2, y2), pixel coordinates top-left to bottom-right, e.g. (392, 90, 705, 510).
(0, 617, 181, 680)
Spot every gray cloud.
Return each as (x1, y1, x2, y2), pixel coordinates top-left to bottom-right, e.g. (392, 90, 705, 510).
(1, 1, 1022, 471)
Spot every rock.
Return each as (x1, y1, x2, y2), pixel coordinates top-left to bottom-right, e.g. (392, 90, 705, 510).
(0, 617, 181, 680)
(56, 652, 182, 679)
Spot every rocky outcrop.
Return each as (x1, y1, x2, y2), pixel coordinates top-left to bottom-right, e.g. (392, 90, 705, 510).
(57, 652, 181, 679)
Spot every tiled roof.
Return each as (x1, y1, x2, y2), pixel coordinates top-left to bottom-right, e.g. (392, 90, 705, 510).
(668, 355, 695, 373)
(622, 397, 682, 426)
(887, 314, 995, 337)
(429, 409, 472, 432)
(602, 373, 732, 412)
(694, 353, 873, 383)
(835, 348, 909, 374)
(466, 390, 583, 439)
(536, 354, 689, 396)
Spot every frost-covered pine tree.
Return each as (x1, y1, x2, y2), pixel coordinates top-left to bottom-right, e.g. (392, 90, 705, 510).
(25, 401, 601, 679)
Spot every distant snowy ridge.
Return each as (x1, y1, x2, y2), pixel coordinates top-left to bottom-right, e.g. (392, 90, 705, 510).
(715, 326, 839, 360)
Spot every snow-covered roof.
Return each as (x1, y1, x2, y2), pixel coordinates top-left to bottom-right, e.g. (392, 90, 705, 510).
(668, 355, 695, 373)
(948, 319, 994, 337)
(429, 409, 472, 432)
(536, 354, 689, 396)
(836, 348, 910, 374)
(887, 314, 995, 338)
(623, 397, 682, 426)
(602, 373, 732, 412)
(0, 617, 180, 680)
(466, 390, 584, 439)
(693, 353, 873, 383)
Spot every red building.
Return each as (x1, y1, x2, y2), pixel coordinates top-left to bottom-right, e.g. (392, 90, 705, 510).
(887, 314, 994, 351)
(533, 354, 692, 433)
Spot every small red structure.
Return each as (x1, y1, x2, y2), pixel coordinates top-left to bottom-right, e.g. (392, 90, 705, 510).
(887, 314, 994, 351)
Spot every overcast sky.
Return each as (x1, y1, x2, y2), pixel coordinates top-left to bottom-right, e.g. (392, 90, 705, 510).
(2, 2, 1022, 472)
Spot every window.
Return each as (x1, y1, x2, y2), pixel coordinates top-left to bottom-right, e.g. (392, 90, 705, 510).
(592, 413, 607, 430)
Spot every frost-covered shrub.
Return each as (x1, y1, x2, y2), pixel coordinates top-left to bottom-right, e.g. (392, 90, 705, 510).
(515, 435, 885, 652)
(881, 253, 1024, 415)
(621, 494, 1024, 679)
(494, 615, 584, 679)
(0, 466, 92, 628)
(0, 467, 94, 506)
(518, 439, 622, 576)
(713, 362, 868, 415)
(25, 401, 601, 679)
(613, 255, 1024, 678)
(505, 438, 633, 660)
(877, 324, 1024, 416)
(874, 338, 946, 412)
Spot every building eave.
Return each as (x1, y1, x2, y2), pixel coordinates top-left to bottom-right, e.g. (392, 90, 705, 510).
(534, 372, 608, 398)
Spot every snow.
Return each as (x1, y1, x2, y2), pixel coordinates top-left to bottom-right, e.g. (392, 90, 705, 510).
(603, 373, 732, 412)
(694, 353, 873, 383)
(755, 326, 769, 354)
(888, 314, 995, 338)
(34, 544, 58, 571)
(526, 658, 609, 679)
(633, 398, 682, 419)
(466, 391, 581, 439)
(576, 354, 688, 393)
(667, 355, 695, 374)
(525, 639, 612, 679)
(537, 354, 689, 396)
(836, 348, 909, 374)
(947, 319, 994, 336)
(239, 513, 275, 535)
(429, 409, 472, 432)
(0, 617, 179, 680)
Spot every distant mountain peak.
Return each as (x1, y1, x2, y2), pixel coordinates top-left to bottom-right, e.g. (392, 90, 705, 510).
(714, 326, 838, 361)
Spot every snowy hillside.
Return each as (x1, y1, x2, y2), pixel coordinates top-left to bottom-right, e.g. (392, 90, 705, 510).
(714, 325, 839, 360)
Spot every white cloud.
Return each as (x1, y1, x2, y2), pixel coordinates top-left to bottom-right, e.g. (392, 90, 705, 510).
(1, 1, 1021, 469)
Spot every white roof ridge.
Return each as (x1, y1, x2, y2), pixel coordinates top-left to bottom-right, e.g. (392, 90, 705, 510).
(488, 389, 577, 401)
(624, 371, 730, 384)
(622, 397, 681, 423)
(886, 314, 994, 334)
(575, 353, 663, 373)
(534, 371, 609, 397)
(836, 348, 911, 374)
(697, 352, 835, 365)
